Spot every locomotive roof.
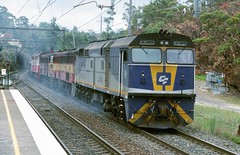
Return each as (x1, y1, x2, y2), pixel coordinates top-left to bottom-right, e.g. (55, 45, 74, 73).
(84, 40, 111, 50)
(110, 36, 136, 48)
(109, 32, 194, 48)
(129, 32, 195, 47)
(53, 49, 77, 56)
(35, 32, 194, 59)
(38, 49, 78, 58)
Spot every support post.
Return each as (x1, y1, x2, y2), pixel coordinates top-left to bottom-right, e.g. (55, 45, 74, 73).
(237, 125, 240, 136)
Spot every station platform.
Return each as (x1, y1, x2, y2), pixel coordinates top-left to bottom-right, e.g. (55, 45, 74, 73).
(0, 89, 67, 155)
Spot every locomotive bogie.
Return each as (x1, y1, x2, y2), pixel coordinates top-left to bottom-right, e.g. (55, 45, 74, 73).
(127, 96, 195, 129)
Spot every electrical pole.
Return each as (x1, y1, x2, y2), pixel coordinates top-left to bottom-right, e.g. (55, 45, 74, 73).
(72, 31, 76, 49)
(111, 0, 115, 15)
(193, 0, 200, 18)
(100, 16, 103, 34)
(128, 0, 132, 37)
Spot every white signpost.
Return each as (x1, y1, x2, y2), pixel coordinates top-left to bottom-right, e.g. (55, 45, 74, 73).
(1, 68, 11, 86)
(1, 69, 6, 76)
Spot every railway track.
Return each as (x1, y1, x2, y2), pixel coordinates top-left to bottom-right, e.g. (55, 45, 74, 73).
(15, 79, 189, 155)
(15, 80, 124, 155)
(141, 127, 238, 155)
(13, 73, 239, 155)
(107, 111, 238, 155)
(175, 130, 237, 155)
(125, 123, 189, 155)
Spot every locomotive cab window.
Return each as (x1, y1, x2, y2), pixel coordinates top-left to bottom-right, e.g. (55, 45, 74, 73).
(167, 49, 194, 64)
(132, 48, 161, 63)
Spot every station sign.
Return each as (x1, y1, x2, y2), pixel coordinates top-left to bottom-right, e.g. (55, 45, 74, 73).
(1, 69, 6, 76)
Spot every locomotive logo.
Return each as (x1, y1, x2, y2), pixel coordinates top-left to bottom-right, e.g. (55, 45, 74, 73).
(157, 73, 171, 85)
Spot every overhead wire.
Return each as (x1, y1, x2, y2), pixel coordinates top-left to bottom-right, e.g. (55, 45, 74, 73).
(56, 0, 85, 21)
(29, 0, 56, 22)
(2, 0, 124, 35)
(15, 0, 30, 16)
(77, 0, 123, 30)
(111, 21, 126, 27)
(36, 0, 41, 12)
(1, 0, 31, 34)
(32, 0, 57, 25)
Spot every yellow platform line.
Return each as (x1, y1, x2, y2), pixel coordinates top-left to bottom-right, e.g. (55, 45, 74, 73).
(1, 90, 20, 155)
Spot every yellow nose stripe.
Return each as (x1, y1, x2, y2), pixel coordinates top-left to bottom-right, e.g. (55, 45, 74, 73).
(165, 65, 177, 91)
(168, 100, 193, 124)
(150, 64, 163, 91)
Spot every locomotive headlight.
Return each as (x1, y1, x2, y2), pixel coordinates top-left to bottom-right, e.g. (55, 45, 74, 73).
(180, 72, 185, 85)
(160, 40, 169, 45)
(141, 71, 146, 85)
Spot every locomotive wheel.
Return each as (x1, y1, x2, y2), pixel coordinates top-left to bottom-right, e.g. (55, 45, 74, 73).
(118, 103, 126, 121)
(111, 97, 126, 121)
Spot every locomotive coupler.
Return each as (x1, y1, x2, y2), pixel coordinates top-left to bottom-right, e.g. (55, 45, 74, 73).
(148, 99, 169, 119)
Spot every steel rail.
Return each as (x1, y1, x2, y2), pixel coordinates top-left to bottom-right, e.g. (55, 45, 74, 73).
(176, 130, 238, 155)
(114, 119, 189, 155)
(14, 81, 72, 155)
(15, 79, 124, 155)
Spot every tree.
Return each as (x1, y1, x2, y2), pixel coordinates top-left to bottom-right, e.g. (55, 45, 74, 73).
(0, 6, 14, 27)
(122, 2, 139, 35)
(15, 16, 29, 28)
(197, 1, 240, 90)
(132, 0, 187, 33)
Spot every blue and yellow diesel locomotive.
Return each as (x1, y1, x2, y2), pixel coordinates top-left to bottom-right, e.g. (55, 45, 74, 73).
(31, 30, 196, 129)
(75, 30, 196, 129)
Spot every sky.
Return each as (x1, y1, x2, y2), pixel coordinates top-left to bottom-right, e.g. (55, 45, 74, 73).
(1, 0, 151, 32)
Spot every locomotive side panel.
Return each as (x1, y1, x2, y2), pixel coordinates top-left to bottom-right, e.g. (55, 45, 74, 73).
(108, 51, 121, 96)
(75, 56, 94, 89)
(94, 56, 106, 90)
(56, 63, 75, 83)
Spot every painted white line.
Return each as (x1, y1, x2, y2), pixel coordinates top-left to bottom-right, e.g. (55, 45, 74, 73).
(10, 90, 67, 155)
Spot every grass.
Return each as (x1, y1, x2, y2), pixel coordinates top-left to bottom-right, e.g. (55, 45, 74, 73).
(196, 74, 206, 81)
(190, 104, 240, 144)
(194, 74, 240, 144)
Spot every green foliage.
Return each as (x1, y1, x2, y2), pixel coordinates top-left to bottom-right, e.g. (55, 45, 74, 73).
(193, 37, 212, 44)
(197, 1, 240, 91)
(226, 12, 240, 35)
(217, 43, 231, 55)
(0, 6, 14, 27)
(200, 10, 230, 35)
(196, 75, 206, 81)
(136, 0, 180, 34)
(234, 58, 240, 64)
(144, 21, 165, 33)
